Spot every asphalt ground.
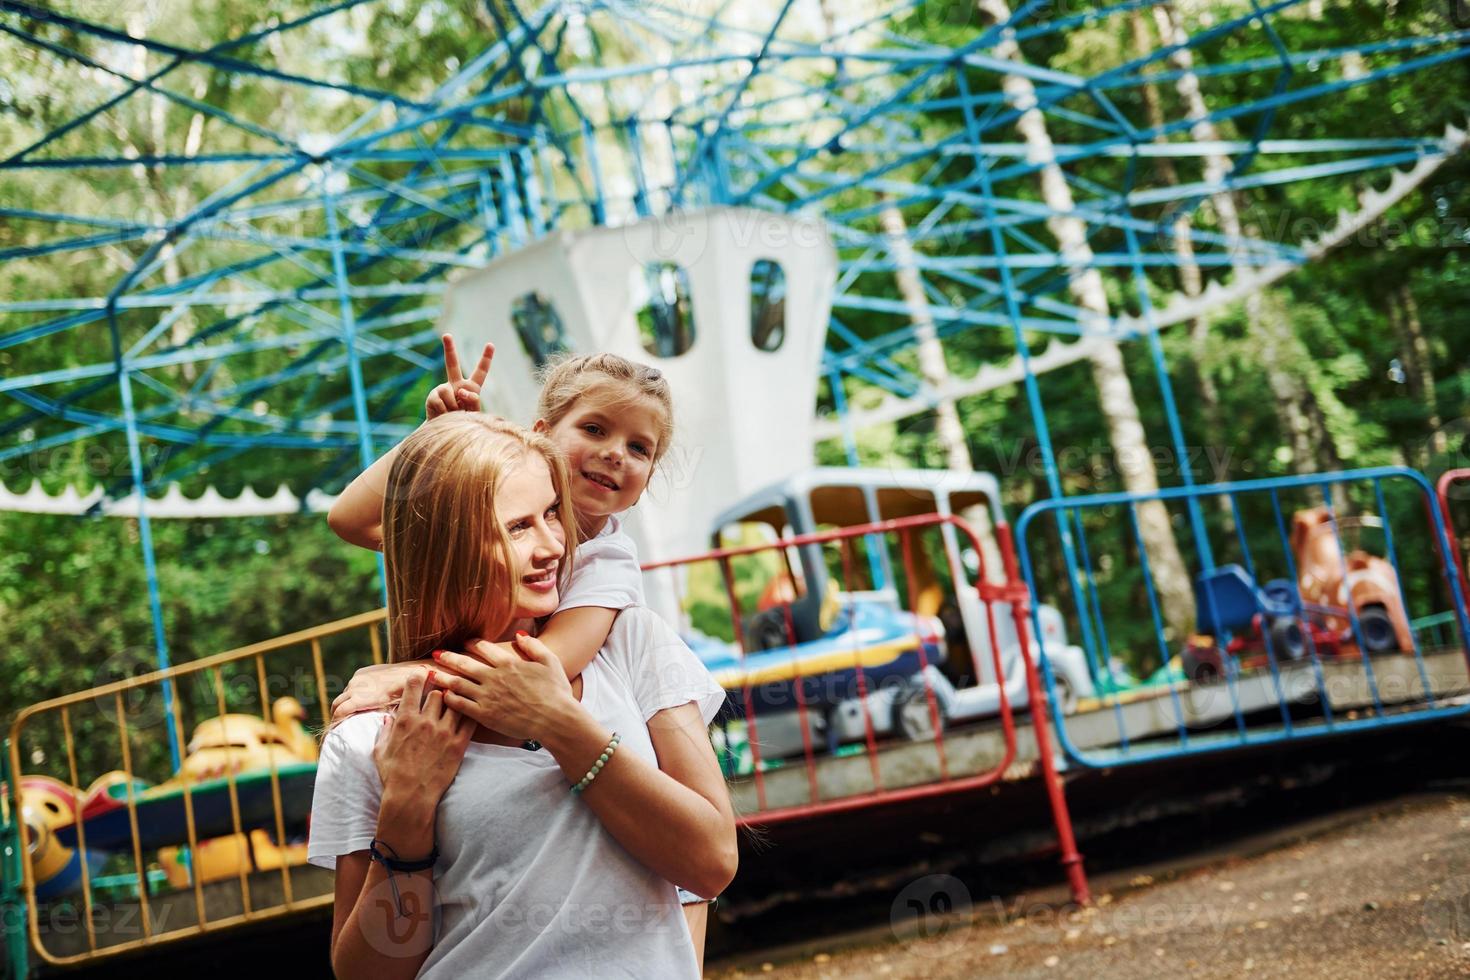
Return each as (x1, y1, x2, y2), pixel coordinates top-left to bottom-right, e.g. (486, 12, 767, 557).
(41, 719, 1470, 979)
(707, 789, 1470, 979)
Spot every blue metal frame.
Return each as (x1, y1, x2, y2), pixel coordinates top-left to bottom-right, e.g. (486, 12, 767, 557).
(1, 0, 1465, 774)
(1016, 467, 1470, 769)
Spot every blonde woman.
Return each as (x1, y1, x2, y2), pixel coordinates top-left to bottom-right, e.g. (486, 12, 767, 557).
(308, 413, 735, 978)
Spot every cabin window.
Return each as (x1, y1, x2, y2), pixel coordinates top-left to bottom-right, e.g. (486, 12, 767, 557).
(635, 262, 695, 358)
(511, 291, 568, 367)
(750, 258, 786, 352)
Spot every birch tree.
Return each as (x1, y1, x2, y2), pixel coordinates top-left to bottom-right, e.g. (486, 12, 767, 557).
(976, 0, 1196, 640)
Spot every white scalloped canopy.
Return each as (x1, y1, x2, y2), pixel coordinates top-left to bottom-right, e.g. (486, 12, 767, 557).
(0, 481, 337, 518)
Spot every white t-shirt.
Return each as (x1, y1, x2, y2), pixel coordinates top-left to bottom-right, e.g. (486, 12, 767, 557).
(308, 607, 726, 979)
(559, 513, 644, 612)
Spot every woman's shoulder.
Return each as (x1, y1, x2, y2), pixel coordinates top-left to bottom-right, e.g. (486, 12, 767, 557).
(599, 608, 705, 685)
(591, 607, 670, 678)
(597, 607, 727, 726)
(604, 605, 678, 651)
(322, 710, 389, 753)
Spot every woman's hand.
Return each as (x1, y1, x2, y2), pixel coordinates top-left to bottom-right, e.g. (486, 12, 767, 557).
(432, 633, 578, 741)
(426, 335, 493, 419)
(331, 661, 431, 722)
(372, 672, 474, 805)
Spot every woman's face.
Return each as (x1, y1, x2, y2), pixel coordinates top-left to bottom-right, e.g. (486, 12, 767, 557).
(536, 386, 663, 527)
(495, 453, 566, 621)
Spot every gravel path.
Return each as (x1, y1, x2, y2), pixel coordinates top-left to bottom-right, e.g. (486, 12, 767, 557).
(708, 792, 1470, 979)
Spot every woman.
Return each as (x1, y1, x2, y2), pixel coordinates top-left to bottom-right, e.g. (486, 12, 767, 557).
(307, 413, 736, 978)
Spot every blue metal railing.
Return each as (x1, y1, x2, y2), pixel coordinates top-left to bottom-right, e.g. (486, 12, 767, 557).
(1016, 467, 1470, 768)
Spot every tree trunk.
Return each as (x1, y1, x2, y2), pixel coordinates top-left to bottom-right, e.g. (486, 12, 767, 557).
(1390, 285, 1445, 459)
(877, 197, 1007, 585)
(1252, 291, 1318, 473)
(977, 0, 1196, 641)
(879, 200, 972, 474)
(1130, 9, 1233, 523)
(1129, 12, 1199, 304)
(1153, 3, 1339, 476)
(130, 10, 198, 383)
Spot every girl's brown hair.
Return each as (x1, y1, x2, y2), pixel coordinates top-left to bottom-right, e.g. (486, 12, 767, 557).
(535, 352, 675, 464)
(381, 413, 579, 664)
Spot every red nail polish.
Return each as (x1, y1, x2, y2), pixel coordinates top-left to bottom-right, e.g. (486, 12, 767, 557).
(515, 630, 529, 638)
(431, 649, 443, 660)
(427, 669, 436, 685)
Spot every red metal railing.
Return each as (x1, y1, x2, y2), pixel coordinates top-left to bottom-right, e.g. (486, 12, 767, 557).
(642, 512, 1091, 904)
(1436, 469, 1470, 614)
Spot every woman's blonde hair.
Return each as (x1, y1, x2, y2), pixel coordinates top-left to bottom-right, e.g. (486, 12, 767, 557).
(536, 352, 675, 465)
(382, 413, 579, 664)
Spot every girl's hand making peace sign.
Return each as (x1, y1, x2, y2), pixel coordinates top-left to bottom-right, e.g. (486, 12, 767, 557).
(426, 334, 494, 419)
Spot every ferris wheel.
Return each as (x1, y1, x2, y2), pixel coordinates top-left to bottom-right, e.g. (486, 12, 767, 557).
(0, 0, 1466, 897)
(1, 0, 1463, 520)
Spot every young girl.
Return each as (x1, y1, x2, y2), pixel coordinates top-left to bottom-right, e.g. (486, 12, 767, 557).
(329, 338, 669, 694)
(326, 337, 720, 957)
(310, 413, 734, 978)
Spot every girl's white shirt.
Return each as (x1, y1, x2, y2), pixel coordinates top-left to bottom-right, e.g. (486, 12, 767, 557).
(559, 512, 644, 612)
(307, 607, 726, 979)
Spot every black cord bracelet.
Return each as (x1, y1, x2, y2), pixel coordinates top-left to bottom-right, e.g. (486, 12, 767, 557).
(369, 838, 438, 918)
(369, 838, 438, 872)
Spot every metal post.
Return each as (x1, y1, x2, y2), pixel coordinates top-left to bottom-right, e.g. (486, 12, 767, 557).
(320, 168, 387, 603)
(105, 301, 183, 772)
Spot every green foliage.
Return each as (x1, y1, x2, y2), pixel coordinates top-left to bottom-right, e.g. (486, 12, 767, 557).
(1, 0, 1467, 740)
(827, 0, 1470, 673)
(684, 526, 786, 643)
(0, 509, 380, 779)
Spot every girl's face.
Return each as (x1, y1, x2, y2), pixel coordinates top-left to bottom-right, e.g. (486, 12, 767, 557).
(494, 453, 566, 621)
(537, 387, 664, 529)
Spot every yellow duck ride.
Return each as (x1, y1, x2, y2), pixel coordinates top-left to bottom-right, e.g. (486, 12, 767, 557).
(17, 697, 320, 898)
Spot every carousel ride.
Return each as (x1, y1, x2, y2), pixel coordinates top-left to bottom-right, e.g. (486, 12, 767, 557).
(4, 698, 316, 901)
(0, 0, 1468, 968)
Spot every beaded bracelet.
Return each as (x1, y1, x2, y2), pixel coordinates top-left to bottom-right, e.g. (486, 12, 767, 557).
(571, 732, 621, 794)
